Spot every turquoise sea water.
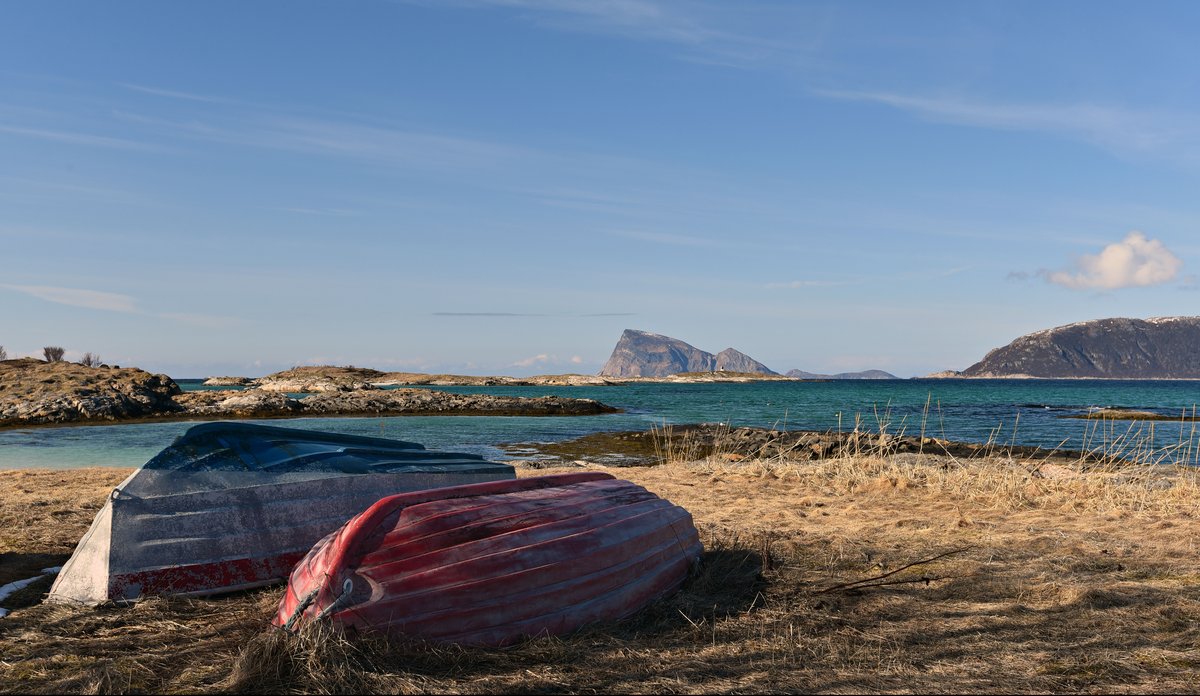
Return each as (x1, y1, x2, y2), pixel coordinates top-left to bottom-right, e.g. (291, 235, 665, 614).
(2, 379, 1199, 469)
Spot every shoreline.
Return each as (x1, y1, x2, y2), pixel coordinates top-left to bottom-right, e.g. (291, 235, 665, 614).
(0, 405, 624, 434)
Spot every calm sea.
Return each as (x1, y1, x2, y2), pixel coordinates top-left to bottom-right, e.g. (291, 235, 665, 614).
(2, 379, 1199, 469)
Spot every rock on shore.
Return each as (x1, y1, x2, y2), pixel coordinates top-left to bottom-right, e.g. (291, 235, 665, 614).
(301, 389, 618, 416)
(211, 368, 625, 391)
(504, 423, 1092, 467)
(201, 376, 255, 387)
(0, 360, 620, 429)
(0, 359, 182, 427)
(175, 390, 304, 417)
(254, 366, 383, 392)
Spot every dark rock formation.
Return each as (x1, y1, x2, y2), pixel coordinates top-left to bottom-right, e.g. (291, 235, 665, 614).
(0, 358, 183, 427)
(599, 330, 775, 377)
(786, 369, 899, 380)
(959, 316, 1200, 378)
(715, 348, 778, 375)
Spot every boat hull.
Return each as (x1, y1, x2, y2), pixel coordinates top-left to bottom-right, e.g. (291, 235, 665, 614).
(48, 422, 515, 604)
(275, 472, 703, 646)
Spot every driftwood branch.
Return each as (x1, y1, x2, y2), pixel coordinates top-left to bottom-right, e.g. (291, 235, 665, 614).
(815, 547, 972, 595)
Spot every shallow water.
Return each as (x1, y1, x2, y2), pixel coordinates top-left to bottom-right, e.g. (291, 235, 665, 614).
(2, 379, 1198, 469)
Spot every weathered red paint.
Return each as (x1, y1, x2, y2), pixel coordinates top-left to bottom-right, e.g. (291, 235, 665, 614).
(109, 551, 308, 598)
(275, 472, 704, 646)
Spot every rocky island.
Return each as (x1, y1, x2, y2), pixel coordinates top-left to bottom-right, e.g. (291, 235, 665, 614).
(599, 329, 778, 377)
(207, 366, 622, 391)
(930, 316, 1200, 379)
(0, 359, 618, 429)
(597, 329, 895, 380)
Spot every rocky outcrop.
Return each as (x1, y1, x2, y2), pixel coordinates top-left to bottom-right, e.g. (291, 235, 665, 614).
(599, 330, 775, 377)
(255, 366, 384, 392)
(0, 359, 183, 427)
(299, 389, 618, 417)
(502, 423, 1086, 467)
(786, 369, 899, 380)
(372, 372, 514, 387)
(715, 348, 777, 375)
(958, 317, 1200, 379)
(175, 389, 304, 417)
(201, 376, 254, 387)
(0, 360, 621, 429)
(372, 373, 620, 387)
(227, 368, 623, 390)
(521, 374, 621, 386)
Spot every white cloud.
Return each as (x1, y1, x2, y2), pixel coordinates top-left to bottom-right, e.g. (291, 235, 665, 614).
(1044, 232, 1182, 290)
(3, 284, 139, 312)
(512, 353, 553, 368)
(570, 355, 584, 364)
(2, 285, 251, 327)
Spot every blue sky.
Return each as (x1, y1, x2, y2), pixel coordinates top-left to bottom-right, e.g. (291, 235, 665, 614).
(2, 1, 1198, 378)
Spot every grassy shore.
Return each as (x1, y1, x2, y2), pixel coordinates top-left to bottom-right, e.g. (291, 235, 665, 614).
(2, 431, 1199, 693)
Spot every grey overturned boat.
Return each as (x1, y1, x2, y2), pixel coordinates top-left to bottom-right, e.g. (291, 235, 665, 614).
(48, 422, 514, 605)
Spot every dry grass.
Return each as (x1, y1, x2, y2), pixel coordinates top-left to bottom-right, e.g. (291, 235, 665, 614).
(3, 437, 1200, 693)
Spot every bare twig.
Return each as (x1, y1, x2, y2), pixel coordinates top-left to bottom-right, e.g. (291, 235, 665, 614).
(814, 547, 973, 595)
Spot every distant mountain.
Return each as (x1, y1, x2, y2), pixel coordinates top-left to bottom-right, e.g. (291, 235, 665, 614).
(786, 369, 899, 380)
(946, 316, 1200, 378)
(599, 330, 777, 377)
(715, 348, 776, 374)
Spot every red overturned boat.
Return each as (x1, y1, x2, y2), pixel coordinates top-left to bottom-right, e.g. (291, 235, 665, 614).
(275, 472, 703, 646)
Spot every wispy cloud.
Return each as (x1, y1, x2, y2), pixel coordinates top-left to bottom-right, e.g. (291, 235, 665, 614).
(1040, 231, 1183, 290)
(3, 284, 245, 326)
(473, 0, 719, 44)
(411, 0, 824, 69)
(0, 123, 159, 151)
(766, 279, 850, 289)
(119, 82, 227, 103)
(273, 206, 360, 216)
(262, 117, 524, 171)
(434, 312, 546, 317)
(512, 352, 554, 368)
(818, 90, 1198, 162)
(609, 229, 723, 248)
(3, 284, 139, 312)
